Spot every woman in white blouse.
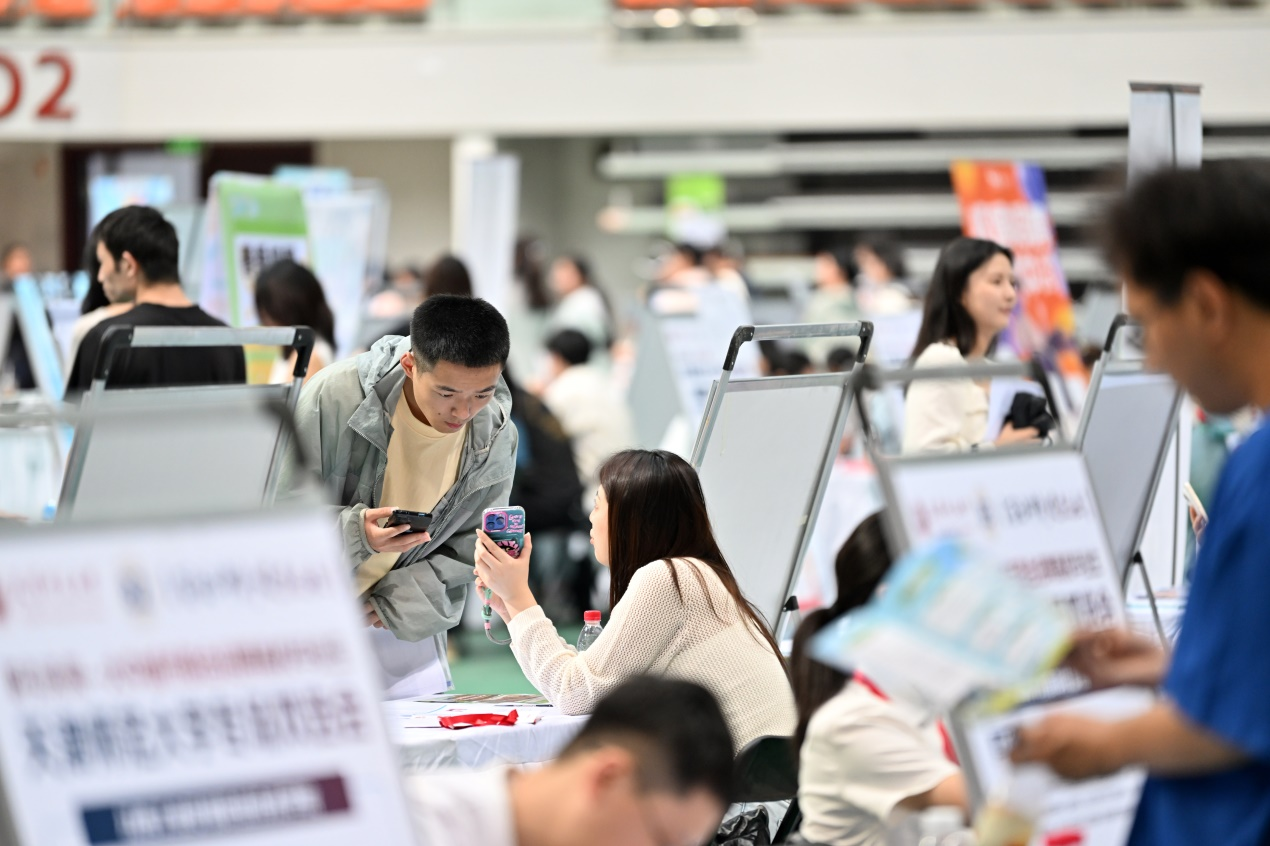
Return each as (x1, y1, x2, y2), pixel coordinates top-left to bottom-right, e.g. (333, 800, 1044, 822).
(902, 237, 1039, 453)
(789, 513, 967, 846)
(473, 448, 797, 751)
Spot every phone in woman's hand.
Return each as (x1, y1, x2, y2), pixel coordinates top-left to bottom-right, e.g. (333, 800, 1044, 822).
(482, 506, 526, 558)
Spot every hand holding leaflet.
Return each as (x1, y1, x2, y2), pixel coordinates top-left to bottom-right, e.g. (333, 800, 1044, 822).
(811, 539, 1074, 711)
(1183, 482, 1208, 542)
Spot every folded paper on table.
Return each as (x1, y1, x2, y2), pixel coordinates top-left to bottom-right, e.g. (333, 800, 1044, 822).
(811, 539, 1073, 710)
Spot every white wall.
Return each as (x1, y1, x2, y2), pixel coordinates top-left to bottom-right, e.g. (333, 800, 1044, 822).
(1, 14, 1269, 139)
(315, 138, 452, 269)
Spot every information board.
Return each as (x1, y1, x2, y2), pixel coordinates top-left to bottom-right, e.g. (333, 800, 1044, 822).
(0, 510, 419, 846)
(883, 448, 1126, 632)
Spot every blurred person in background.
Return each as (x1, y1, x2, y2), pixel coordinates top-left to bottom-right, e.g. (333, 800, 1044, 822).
(852, 234, 916, 316)
(854, 232, 920, 299)
(378, 254, 474, 345)
(2, 242, 31, 279)
(423, 253, 474, 299)
(474, 448, 796, 751)
(2, 241, 36, 389)
(406, 677, 734, 846)
(803, 247, 861, 367)
(540, 329, 636, 507)
(549, 255, 613, 357)
(703, 241, 753, 304)
(901, 237, 1038, 453)
(506, 235, 553, 379)
(69, 216, 134, 370)
(656, 242, 713, 288)
(254, 258, 337, 385)
(67, 206, 245, 392)
(789, 513, 966, 846)
(1012, 160, 1270, 846)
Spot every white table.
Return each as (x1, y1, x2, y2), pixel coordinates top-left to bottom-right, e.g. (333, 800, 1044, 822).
(384, 700, 588, 771)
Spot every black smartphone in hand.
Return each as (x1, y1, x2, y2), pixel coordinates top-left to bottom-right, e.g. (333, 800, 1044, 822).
(385, 509, 433, 534)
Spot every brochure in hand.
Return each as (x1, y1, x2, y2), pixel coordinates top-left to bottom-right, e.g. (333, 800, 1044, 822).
(811, 538, 1073, 710)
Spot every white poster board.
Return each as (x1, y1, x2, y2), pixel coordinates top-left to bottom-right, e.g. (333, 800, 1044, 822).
(952, 687, 1154, 846)
(459, 154, 520, 312)
(0, 510, 419, 846)
(304, 190, 379, 358)
(696, 374, 850, 628)
(650, 286, 760, 424)
(884, 449, 1125, 632)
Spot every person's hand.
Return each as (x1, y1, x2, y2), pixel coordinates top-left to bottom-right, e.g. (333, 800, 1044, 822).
(1188, 505, 1207, 545)
(473, 531, 535, 618)
(363, 506, 431, 554)
(364, 600, 386, 629)
(1012, 714, 1123, 779)
(1064, 628, 1168, 689)
(475, 576, 511, 624)
(995, 422, 1041, 446)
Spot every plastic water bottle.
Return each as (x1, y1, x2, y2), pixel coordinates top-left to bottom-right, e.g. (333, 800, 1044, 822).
(576, 611, 603, 651)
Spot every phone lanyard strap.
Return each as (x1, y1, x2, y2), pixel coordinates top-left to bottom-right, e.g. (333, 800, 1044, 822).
(481, 587, 512, 645)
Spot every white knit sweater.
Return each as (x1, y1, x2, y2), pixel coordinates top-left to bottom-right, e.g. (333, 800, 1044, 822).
(507, 557, 797, 751)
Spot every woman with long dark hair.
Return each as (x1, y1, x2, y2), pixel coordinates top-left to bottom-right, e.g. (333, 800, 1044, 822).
(474, 448, 796, 749)
(254, 259, 337, 384)
(902, 237, 1037, 453)
(789, 514, 966, 846)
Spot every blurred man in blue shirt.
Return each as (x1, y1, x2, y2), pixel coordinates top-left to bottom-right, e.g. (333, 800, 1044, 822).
(1014, 160, 1270, 845)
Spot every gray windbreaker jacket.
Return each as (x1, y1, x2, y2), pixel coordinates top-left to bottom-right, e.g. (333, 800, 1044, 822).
(284, 335, 518, 642)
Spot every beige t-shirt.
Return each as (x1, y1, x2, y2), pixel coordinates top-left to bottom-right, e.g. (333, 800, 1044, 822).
(355, 392, 467, 594)
(798, 682, 959, 846)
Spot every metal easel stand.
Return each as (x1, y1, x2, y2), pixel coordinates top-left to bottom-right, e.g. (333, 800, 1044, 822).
(692, 321, 875, 639)
(1124, 551, 1171, 649)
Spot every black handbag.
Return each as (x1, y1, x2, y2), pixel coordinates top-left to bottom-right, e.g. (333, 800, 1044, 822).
(1006, 392, 1055, 438)
(712, 806, 772, 846)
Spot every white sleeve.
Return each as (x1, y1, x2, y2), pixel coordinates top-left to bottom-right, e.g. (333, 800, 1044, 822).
(818, 703, 960, 823)
(507, 561, 683, 715)
(901, 346, 981, 454)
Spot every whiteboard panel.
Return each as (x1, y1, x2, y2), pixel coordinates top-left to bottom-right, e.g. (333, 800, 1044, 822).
(63, 387, 289, 522)
(696, 376, 845, 628)
(1077, 368, 1181, 573)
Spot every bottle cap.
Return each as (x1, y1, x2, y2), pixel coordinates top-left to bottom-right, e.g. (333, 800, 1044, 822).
(584, 610, 602, 624)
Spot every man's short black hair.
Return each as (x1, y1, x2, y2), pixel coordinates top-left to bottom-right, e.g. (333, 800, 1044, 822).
(409, 294, 510, 371)
(559, 676, 734, 805)
(545, 329, 592, 367)
(1104, 159, 1270, 311)
(98, 206, 180, 284)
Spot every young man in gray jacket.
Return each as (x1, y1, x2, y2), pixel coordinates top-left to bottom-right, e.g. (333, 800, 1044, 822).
(286, 295, 518, 696)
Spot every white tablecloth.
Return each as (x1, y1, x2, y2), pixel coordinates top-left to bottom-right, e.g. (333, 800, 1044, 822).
(385, 700, 588, 771)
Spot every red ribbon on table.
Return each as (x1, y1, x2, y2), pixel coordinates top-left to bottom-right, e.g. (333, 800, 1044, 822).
(438, 709, 520, 730)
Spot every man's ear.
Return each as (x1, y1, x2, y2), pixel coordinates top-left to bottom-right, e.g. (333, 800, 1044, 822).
(580, 747, 639, 801)
(400, 351, 415, 377)
(1183, 269, 1236, 342)
(120, 251, 139, 278)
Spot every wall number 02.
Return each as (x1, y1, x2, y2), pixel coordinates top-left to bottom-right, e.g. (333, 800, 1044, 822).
(0, 51, 74, 121)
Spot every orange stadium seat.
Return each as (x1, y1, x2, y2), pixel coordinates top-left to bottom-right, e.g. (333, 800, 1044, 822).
(184, 0, 243, 16)
(365, 0, 426, 14)
(32, 0, 95, 17)
(289, 0, 366, 16)
(616, 0, 682, 9)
